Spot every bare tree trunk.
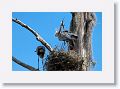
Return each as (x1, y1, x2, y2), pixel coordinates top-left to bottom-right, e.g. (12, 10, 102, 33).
(69, 12, 96, 71)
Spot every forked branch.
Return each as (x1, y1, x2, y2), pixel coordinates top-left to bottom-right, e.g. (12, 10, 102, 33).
(12, 18, 53, 52)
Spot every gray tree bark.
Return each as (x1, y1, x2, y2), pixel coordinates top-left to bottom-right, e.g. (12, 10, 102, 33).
(69, 12, 96, 71)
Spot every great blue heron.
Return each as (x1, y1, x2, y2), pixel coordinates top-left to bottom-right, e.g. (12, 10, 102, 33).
(35, 46, 45, 70)
(55, 20, 78, 50)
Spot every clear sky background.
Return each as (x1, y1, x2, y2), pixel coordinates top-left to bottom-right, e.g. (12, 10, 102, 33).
(12, 12, 102, 71)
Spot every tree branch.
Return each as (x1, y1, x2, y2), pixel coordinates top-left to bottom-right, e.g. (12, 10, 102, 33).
(12, 18, 53, 52)
(12, 56, 38, 71)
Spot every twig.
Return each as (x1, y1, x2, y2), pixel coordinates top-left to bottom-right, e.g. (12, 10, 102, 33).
(12, 56, 38, 71)
(12, 18, 53, 52)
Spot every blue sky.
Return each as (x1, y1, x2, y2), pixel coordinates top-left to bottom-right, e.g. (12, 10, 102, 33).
(12, 12, 102, 71)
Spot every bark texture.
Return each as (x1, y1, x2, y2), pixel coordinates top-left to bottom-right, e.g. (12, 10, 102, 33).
(69, 12, 96, 70)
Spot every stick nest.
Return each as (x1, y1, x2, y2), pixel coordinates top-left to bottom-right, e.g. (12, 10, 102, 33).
(44, 48, 86, 71)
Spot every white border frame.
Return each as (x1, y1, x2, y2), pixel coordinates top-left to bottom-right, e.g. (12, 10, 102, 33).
(0, 0, 114, 83)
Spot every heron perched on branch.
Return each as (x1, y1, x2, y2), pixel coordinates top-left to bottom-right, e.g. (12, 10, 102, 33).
(55, 20, 78, 50)
(35, 46, 45, 70)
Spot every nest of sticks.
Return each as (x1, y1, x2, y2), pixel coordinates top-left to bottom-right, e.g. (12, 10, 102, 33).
(44, 48, 88, 71)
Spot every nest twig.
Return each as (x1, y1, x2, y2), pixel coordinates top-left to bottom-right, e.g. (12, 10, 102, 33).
(44, 48, 85, 71)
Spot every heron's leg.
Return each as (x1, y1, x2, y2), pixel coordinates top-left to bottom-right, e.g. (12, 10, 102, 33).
(38, 56, 39, 70)
(42, 59, 44, 71)
(42, 60, 43, 66)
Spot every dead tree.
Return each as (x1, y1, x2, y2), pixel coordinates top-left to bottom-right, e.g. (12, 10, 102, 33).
(69, 12, 96, 70)
(55, 12, 96, 71)
(12, 12, 96, 71)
